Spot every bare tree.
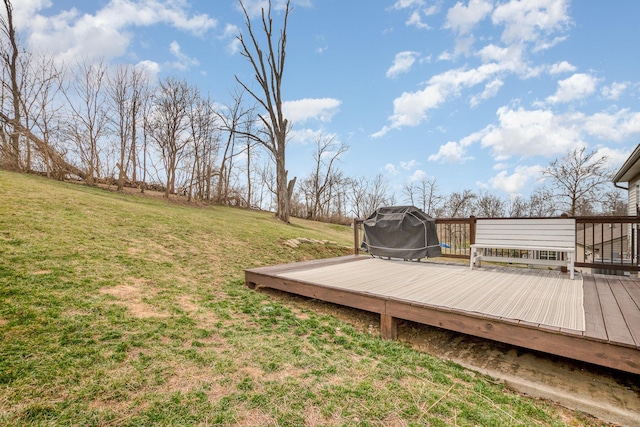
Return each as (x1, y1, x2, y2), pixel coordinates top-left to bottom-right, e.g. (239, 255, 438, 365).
(0, 0, 21, 169)
(186, 93, 219, 201)
(527, 187, 557, 217)
(601, 189, 627, 216)
(439, 189, 476, 218)
(507, 195, 529, 217)
(215, 89, 253, 204)
(475, 191, 505, 217)
(416, 177, 444, 216)
(541, 147, 612, 216)
(300, 133, 348, 220)
(235, 0, 295, 222)
(148, 77, 195, 198)
(106, 64, 142, 190)
(24, 55, 64, 178)
(62, 59, 109, 184)
(348, 174, 391, 218)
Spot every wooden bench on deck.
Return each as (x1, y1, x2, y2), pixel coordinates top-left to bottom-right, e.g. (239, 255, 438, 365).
(470, 218, 576, 279)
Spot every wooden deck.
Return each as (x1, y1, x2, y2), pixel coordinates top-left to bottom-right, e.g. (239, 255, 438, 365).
(245, 255, 640, 375)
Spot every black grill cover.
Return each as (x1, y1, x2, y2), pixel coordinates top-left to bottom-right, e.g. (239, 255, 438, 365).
(361, 206, 442, 260)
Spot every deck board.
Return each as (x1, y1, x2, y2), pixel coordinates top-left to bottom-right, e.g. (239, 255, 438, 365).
(245, 256, 640, 375)
(582, 275, 608, 341)
(597, 276, 636, 347)
(608, 277, 640, 348)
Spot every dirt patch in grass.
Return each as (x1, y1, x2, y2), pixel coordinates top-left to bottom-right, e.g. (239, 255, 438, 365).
(99, 283, 168, 319)
(177, 295, 200, 313)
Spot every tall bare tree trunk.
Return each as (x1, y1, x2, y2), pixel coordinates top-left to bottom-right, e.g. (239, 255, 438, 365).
(236, 0, 294, 223)
(2, 0, 22, 170)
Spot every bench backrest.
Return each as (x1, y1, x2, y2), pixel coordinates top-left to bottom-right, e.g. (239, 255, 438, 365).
(475, 218, 576, 249)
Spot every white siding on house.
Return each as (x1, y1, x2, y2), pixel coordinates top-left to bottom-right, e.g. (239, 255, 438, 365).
(631, 177, 640, 216)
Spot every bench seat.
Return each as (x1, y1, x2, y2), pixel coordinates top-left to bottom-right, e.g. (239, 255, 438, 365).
(470, 218, 576, 279)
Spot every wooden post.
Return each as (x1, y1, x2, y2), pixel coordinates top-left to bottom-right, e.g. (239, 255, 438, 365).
(353, 218, 360, 255)
(469, 216, 476, 246)
(380, 314, 397, 340)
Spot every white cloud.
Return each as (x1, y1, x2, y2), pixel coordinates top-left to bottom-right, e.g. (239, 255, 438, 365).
(19, 0, 217, 61)
(428, 130, 484, 163)
(595, 146, 634, 172)
(481, 106, 581, 160)
(400, 159, 419, 170)
(428, 141, 468, 163)
(386, 51, 419, 78)
(601, 82, 628, 100)
(379, 60, 520, 133)
(470, 78, 504, 107)
(546, 73, 599, 104)
(385, 163, 400, 175)
(492, 0, 571, 46)
(392, 0, 438, 29)
(287, 128, 339, 145)
(410, 169, 427, 181)
(169, 41, 199, 71)
(473, 106, 640, 163)
(444, 0, 493, 36)
(392, 0, 425, 9)
(406, 10, 431, 29)
(580, 108, 640, 142)
(282, 98, 341, 124)
(548, 60, 576, 74)
(135, 60, 161, 81)
(489, 165, 543, 194)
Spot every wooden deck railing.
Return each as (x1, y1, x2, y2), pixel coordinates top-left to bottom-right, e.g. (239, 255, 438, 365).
(354, 215, 640, 274)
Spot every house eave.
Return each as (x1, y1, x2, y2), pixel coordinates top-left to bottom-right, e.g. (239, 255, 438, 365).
(613, 143, 640, 184)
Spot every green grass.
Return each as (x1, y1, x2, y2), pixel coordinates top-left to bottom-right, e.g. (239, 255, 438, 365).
(0, 171, 607, 426)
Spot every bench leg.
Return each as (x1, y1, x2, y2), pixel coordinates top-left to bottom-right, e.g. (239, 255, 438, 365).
(470, 247, 476, 269)
(569, 253, 575, 280)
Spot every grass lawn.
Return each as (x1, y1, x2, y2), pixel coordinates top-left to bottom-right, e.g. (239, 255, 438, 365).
(0, 171, 608, 426)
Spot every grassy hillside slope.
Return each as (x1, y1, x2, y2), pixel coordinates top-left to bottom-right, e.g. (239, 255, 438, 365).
(0, 171, 605, 426)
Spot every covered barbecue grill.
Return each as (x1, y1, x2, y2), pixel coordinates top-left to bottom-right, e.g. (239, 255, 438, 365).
(361, 206, 442, 260)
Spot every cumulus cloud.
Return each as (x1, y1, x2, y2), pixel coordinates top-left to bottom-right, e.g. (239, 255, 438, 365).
(135, 59, 161, 81)
(392, 0, 438, 29)
(492, 0, 571, 46)
(410, 169, 427, 181)
(580, 108, 640, 141)
(444, 0, 493, 36)
(17, 0, 217, 61)
(548, 60, 576, 74)
(480, 106, 582, 160)
(546, 73, 599, 104)
(169, 41, 200, 71)
(385, 163, 400, 175)
(282, 98, 342, 124)
(406, 10, 432, 29)
(489, 165, 543, 194)
(386, 51, 419, 78)
(601, 82, 628, 100)
(400, 159, 419, 170)
(428, 130, 484, 163)
(470, 78, 504, 107)
(452, 106, 640, 163)
(375, 59, 521, 136)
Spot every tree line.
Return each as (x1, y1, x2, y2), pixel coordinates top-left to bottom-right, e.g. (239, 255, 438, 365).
(0, 0, 626, 223)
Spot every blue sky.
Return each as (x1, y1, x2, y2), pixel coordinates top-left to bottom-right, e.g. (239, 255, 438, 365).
(15, 0, 640, 199)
